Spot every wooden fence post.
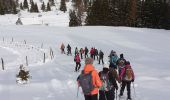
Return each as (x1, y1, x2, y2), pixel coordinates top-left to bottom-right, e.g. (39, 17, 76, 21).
(12, 37, 13, 42)
(43, 53, 45, 63)
(1, 58, 4, 70)
(26, 56, 28, 66)
(24, 40, 26, 44)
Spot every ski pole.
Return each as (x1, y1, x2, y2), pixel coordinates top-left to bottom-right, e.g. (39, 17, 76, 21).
(132, 82, 136, 98)
(77, 86, 79, 98)
(104, 91, 108, 100)
(116, 90, 117, 100)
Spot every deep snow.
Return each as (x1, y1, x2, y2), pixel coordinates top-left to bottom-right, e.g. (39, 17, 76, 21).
(0, 25, 170, 100)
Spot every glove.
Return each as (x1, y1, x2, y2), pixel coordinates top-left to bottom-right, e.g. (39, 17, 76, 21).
(131, 79, 134, 82)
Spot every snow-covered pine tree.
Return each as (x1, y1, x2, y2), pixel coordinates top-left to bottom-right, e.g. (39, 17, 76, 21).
(60, 0, 67, 13)
(49, 0, 55, 6)
(46, 2, 51, 11)
(69, 10, 79, 27)
(41, 2, 46, 11)
(23, 0, 28, 9)
(16, 64, 31, 84)
(20, 2, 24, 10)
(34, 3, 39, 12)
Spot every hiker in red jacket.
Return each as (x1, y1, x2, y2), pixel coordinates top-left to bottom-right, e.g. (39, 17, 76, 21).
(74, 53, 81, 72)
(119, 61, 135, 100)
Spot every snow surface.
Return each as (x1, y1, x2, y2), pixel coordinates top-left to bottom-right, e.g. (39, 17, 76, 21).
(0, 0, 71, 26)
(0, 25, 170, 100)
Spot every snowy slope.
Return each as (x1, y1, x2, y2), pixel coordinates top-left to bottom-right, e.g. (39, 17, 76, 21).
(0, 0, 72, 26)
(0, 25, 170, 100)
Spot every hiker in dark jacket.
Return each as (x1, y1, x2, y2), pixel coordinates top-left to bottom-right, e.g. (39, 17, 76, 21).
(99, 64, 118, 100)
(98, 50, 104, 64)
(94, 48, 98, 60)
(85, 47, 89, 58)
(67, 44, 72, 55)
(80, 48, 84, 59)
(75, 47, 79, 56)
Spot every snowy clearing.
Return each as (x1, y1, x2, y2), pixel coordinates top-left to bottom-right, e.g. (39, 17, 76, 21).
(0, 25, 170, 100)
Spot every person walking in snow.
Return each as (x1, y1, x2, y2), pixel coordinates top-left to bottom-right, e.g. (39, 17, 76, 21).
(75, 47, 79, 56)
(94, 48, 98, 60)
(119, 61, 135, 100)
(67, 44, 72, 55)
(98, 50, 104, 64)
(90, 47, 95, 59)
(80, 48, 84, 59)
(60, 43, 65, 54)
(99, 64, 119, 100)
(77, 57, 102, 100)
(109, 50, 118, 69)
(117, 53, 126, 75)
(74, 53, 81, 72)
(84, 47, 89, 58)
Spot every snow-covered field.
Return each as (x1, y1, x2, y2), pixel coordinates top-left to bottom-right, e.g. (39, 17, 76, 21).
(0, 0, 71, 26)
(0, 25, 170, 100)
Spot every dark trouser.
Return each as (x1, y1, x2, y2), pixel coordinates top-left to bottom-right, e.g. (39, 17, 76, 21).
(61, 49, 65, 54)
(67, 50, 71, 55)
(85, 53, 88, 58)
(90, 54, 93, 59)
(84, 94, 98, 100)
(99, 58, 104, 64)
(75, 62, 81, 71)
(93, 55, 95, 60)
(81, 53, 83, 59)
(99, 88, 115, 100)
(120, 80, 131, 99)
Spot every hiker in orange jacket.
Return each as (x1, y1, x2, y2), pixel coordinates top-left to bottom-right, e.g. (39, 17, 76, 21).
(77, 57, 102, 100)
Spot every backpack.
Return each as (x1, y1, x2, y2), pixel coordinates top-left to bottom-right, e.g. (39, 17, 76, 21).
(124, 68, 133, 81)
(78, 71, 95, 94)
(111, 55, 118, 65)
(117, 59, 125, 71)
(99, 72, 112, 91)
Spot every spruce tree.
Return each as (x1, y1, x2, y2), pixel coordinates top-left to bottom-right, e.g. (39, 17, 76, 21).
(34, 3, 39, 12)
(49, 0, 55, 6)
(127, 0, 137, 27)
(60, 0, 67, 13)
(20, 3, 24, 10)
(0, 2, 5, 15)
(41, 2, 46, 11)
(12, 1, 17, 14)
(69, 10, 79, 27)
(46, 2, 51, 11)
(23, 0, 28, 9)
(30, 1, 34, 12)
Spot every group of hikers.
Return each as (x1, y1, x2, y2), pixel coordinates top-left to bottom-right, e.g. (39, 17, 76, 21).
(60, 43, 135, 100)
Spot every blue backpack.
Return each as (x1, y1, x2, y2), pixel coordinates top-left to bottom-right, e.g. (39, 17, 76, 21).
(78, 71, 94, 94)
(111, 55, 118, 65)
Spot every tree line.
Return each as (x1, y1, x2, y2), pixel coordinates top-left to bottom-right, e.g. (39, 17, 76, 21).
(69, 0, 170, 29)
(0, 0, 67, 14)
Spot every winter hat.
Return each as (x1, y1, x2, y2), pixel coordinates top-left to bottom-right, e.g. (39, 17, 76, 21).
(120, 53, 124, 58)
(125, 61, 130, 65)
(103, 64, 109, 69)
(85, 57, 94, 64)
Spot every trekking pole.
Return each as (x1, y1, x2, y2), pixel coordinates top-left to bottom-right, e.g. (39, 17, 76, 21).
(104, 91, 108, 100)
(116, 90, 118, 100)
(132, 82, 136, 98)
(77, 86, 79, 98)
